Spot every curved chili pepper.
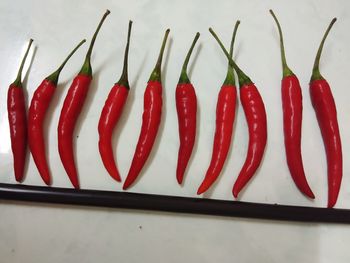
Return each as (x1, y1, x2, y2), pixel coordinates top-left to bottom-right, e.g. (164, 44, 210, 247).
(123, 29, 170, 190)
(98, 21, 132, 182)
(28, 40, 86, 185)
(176, 32, 200, 185)
(209, 27, 267, 198)
(197, 22, 240, 194)
(58, 10, 110, 188)
(8, 39, 33, 182)
(309, 18, 341, 208)
(270, 10, 314, 199)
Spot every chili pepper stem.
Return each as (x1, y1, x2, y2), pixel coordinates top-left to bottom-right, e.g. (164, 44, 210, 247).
(179, 32, 200, 84)
(46, 39, 86, 85)
(80, 9, 111, 76)
(224, 20, 240, 85)
(12, 39, 34, 87)
(310, 18, 337, 82)
(149, 29, 170, 82)
(117, 20, 133, 88)
(209, 28, 252, 87)
(269, 10, 294, 77)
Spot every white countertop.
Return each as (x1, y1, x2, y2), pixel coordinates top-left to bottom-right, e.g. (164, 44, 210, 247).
(0, 0, 350, 262)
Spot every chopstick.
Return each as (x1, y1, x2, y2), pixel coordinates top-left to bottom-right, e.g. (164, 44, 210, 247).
(0, 183, 349, 223)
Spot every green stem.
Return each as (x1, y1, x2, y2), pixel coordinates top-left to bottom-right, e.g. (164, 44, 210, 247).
(79, 9, 111, 76)
(12, 39, 34, 87)
(224, 20, 240, 85)
(178, 32, 200, 84)
(269, 9, 294, 77)
(46, 39, 86, 85)
(117, 20, 133, 88)
(149, 29, 170, 82)
(310, 18, 337, 82)
(209, 28, 252, 87)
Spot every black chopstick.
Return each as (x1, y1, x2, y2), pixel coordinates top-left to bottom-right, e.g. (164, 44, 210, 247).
(0, 183, 349, 223)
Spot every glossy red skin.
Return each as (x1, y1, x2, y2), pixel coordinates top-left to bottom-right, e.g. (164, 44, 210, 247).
(7, 85, 27, 182)
(28, 79, 56, 185)
(282, 75, 314, 198)
(176, 83, 197, 184)
(58, 74, 92, 189)
(197, 85, 236, 194)
(233, 84, 267, 197)
(98, 84, 129, 182)
(310, 79, 342, 208)
(123, 81, 162, 189)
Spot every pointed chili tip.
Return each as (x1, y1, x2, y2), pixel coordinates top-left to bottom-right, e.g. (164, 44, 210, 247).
(43, 177, 52, 186)
(197, 184, 207, 195)
(309, 192, 315, 199)
(111, 173, 122, 182)
(196, 189, 203, 195)
(122, 177, 133, 190)
(72, 182, 80, 189)
(328, 199, 336, 208)
(232, 187, 240, 198)
(15, 177, 23, 183)
(177, 178, 183, 185)
(302, 186, 315, 199)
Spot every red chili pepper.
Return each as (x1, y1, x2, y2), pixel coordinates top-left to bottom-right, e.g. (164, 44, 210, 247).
(98, 21, 132, 182)
(197, 22, 240, 194)
(28, 40, 86, 185)
(176, 32, 200, 185)
(123, 29, 170, 190)
(309, 18, 341, 208)
(209, 27, 267, 198)
(8, 39, 33, 182)
(270, 10, 314, 199)
(58, 10, 110, 188)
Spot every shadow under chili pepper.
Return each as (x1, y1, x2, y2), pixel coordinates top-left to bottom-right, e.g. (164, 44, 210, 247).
(111, 54, 148, 180)
(21, 45, 37, 182)
(128, 37, 172, 187)
(179, 43, 202, 187)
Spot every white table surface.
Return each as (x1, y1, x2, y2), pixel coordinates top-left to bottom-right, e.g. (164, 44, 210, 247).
(0, 0, 350, 262)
